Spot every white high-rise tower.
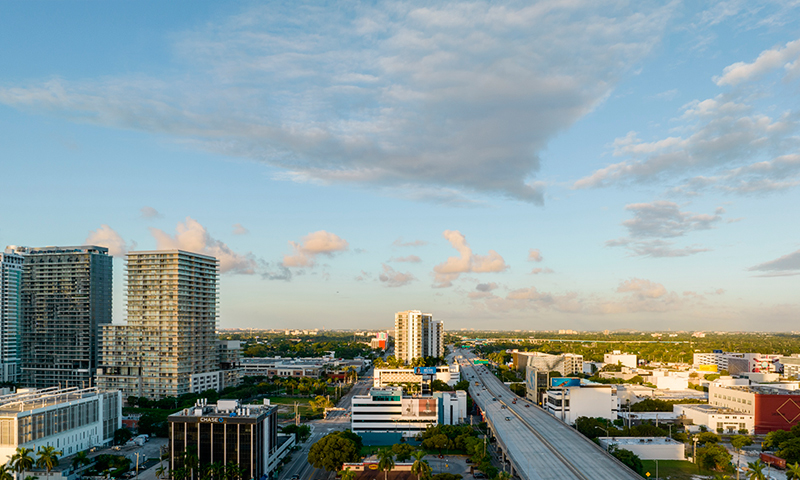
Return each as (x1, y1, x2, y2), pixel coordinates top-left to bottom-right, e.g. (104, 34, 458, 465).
(394, 310, 443, 364)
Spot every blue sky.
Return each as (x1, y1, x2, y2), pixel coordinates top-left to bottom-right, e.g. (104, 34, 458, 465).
(1, 1, 799, 331)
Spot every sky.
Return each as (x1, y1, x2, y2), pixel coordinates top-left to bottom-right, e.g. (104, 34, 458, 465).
(1, 1, 799, 331)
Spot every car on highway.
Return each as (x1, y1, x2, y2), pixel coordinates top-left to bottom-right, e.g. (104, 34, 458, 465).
(500, 405, 506, 409)
(290, 475, 300, 480)
(525, 404, 530, 408)
(473, 473, 486, 478)
(505, 417, 511, 421)
(492, 397, 497, 401)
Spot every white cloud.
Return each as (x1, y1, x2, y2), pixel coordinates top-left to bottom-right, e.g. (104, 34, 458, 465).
(715, 38, 800, 86)
(232, 223, 249, 235)
(393, 238, 428, 248)
(378, 264, 416, 287)
(528, 249, 543, 262)
(85, 225, 134, 257)
(150, 217, 257, 274)
(433, 230, 508, 288)
(140, 206, 162, 219)
(0, 2, 673, 203)
(390, 255, 421, 263)
(530, 267, 554, 275)
(283, 230, 349, 267)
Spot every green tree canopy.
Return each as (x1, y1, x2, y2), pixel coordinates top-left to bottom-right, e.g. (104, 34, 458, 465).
(307, 432, 360, 472)
(696, 444, 732, 472)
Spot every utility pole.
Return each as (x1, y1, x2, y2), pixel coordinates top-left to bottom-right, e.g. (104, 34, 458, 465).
(295, 402, 300, 426)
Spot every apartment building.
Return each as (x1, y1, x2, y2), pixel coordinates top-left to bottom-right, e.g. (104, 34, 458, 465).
(97, 250, 222, 399)
(0, 251, 22, 383)
(394, 311, 443, 364)
(8, 245, 112, 389)
(373, 364, 460, 388)
(604, 351, 638, 369)
(544, 382, 617, 424)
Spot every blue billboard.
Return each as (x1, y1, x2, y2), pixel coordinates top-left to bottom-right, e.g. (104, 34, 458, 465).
(414, 367, 437, 375)
(550, 377, 581, 388)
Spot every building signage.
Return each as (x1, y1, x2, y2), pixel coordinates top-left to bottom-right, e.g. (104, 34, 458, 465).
(414, 367, 437, 375)
(550, 378, 581, 388)
(200, 417, 225, 423)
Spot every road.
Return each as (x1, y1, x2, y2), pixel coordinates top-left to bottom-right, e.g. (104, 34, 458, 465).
(280, 370, 373, 480)
(457, 351, 641, 480)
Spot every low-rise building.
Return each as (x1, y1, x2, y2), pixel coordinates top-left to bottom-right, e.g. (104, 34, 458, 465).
(709, 383, 800, 433)
(0, 387, 122, 463)
(544, 382, 617, 424)
(674, 403, 753, 434)
(598, 437, 684, 460)
(604, 351, 638, 369)
(169, 399, 288, 480)
(373, 364, 460, 388)
(239, 358, 324, 378)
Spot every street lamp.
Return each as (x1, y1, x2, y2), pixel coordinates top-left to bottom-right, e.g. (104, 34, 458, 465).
(692, 436, 699, 466)
(594, 426, 610, 452)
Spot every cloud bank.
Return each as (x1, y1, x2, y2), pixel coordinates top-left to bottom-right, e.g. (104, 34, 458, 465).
(283, 231, 349, 267)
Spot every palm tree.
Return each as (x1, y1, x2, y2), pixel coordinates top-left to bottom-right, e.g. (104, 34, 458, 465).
(71, 451, 91, 469)
(338, 467, 356, 480)
(22, 475, 38, 480)
(0, 464, 15, 480)
(788, 462, 800, 480)
(495, 473, 512, 480)
(746, 460, 766, 480)
(224, 463, 245, 480)
(34, 446, 62, 475)
(206, 462, 224, 480)
(10, 447, 34, 480)
(410, 451, 430, 480)
(155, 464, 168, 480)
(377, 448, 395, 480)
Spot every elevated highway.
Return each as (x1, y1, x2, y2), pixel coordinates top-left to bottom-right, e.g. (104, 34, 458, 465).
(458, 352, 640, 480)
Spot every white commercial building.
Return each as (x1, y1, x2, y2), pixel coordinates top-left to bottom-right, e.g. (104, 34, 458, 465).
(351, 387, 466, 440)
(0, 387, 122, 464)
(674, 403, 753, 434)
(604, 351, 638, 369)
(544, 383, 617, 424)
(373, 364, 460, 388)
(394, 311, 443, 364)
(598, 437, 684, 460)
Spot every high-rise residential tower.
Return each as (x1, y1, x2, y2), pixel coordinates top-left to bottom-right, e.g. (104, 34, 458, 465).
(97, 250, 223, 399)
(394, 310, 443, 364)
(0, 250, 23, 383)
(7, 245, 112, 388)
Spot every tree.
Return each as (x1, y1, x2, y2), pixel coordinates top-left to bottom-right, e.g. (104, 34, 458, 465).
(339, 468, 357, 480)
(492, 473, 510, 480)
(377, 449, 395, 480)
(411, 451, 431, 480)
(0, 465, 14, 480)
(787, 462, 800, 480)
(155, 464, 168, 480)
(609, 446, 643, 475)
(282, 424, 312, 442)
(432, 475, 462, 480)
(777, 437, 800, 464)
(696, 444, 732, 472)
(71, 451, 91, 469)
(34, 446, 62, 474)
(114, 427, 134, 445)
(422, 434, 452, 452)
(10, 447, 34, 480)
(307, 432, 360, 472)
(392, 443, 416, 462)
(696, 431, 722, 446)
(224, 463, 245, 480)
(731, 435, 753, 476)
(310, 395, 335, 413)
(746, 460, 766, 480)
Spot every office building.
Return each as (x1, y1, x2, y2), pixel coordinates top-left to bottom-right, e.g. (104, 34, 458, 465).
(394, 311, 443, 364)
(350, 386, 467, 444)
(0, 387, 121, 463)
(8, 245, 112, 389)
(169, 399, 289, 480)
(512, 351, 584, 376)
(544, 382, 617, 424)
(96, 250, 221, 399)
(0, 251, 23, 383)
(597, 437, 684, 461)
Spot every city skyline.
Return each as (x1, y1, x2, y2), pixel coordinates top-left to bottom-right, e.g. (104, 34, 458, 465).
(1, 2, 799, 331)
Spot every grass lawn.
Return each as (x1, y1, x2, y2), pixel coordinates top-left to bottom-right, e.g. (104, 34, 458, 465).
(265, 396, 312, 405)
(640, 460, 719, 479)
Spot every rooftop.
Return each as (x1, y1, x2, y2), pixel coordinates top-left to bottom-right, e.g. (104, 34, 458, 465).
(169, 399, 275, 419)
(0, 387, 105, 415)
(677, 403, 751, 415)
(600, 436, 683, 445)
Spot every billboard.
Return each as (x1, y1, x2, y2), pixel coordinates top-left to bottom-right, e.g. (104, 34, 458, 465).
(414, 367, 437, 375)
(697, 365, 718, 373)
(402, 397, 438, 418)
(474, 360, 489, 365)
(550, 377, 581, 388)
